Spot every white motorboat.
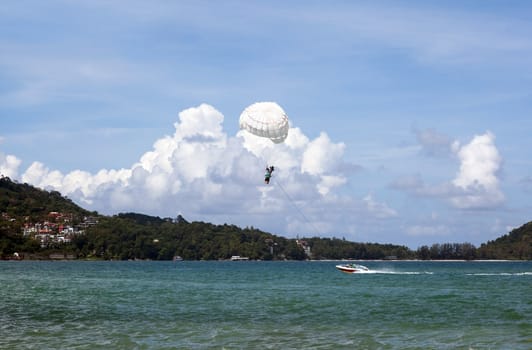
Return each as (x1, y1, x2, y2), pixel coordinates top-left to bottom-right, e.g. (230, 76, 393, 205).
(335, 263, 370, 274)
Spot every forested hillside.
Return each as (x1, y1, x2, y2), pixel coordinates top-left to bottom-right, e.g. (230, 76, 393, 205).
(477, 222, 531, 260)
(1, 176, 530, 260)
(74, 212, 307, 260)
(0, 176, 92, 219)
(1, 176, 95, 258)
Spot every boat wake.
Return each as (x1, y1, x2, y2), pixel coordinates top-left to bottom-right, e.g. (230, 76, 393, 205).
(375, 270, 433, 275)
(351, 269, 434, 275)
(357, 271, 530, 276)
(466, 272, 532, 276)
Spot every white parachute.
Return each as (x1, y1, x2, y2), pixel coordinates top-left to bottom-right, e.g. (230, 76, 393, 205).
(239, 102, 289, 144)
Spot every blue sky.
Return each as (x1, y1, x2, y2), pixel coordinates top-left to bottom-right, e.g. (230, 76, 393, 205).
(1, 0, 531, 248)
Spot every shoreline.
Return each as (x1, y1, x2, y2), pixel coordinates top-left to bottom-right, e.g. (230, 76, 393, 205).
(1, 257, 529, 262)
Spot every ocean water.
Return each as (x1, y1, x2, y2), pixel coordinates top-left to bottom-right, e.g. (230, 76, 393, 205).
(0, 261, 530, 349)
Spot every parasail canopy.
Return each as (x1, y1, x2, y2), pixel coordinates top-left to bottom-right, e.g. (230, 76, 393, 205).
(239, 102, 289, 144)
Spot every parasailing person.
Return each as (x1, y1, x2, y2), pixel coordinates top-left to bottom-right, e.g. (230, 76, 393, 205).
(239, 102, 289, 184)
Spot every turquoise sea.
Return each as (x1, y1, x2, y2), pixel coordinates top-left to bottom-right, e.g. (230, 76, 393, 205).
(1, 261, 530, 349)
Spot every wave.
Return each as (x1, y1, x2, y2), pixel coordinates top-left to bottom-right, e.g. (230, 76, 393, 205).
(356, 270, 434, 275)
(351, 271, 531, 276)
(465, 272, 532, 276)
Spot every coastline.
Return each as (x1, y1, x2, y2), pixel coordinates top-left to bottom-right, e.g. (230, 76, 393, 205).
(2, 255, 529, 262)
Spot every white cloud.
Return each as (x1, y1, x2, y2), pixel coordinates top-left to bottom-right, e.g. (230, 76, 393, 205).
(0, 152, 21, 179)
(450, 131, 504, 209)
(22, 162, 63, 189)
(302, 132, 345, 176)
(13, 104, 397, 238)
(391, 131, 504, 210)
(317, 175, 346, 196)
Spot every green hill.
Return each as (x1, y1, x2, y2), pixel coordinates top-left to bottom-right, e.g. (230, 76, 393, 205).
(1, 176, 530, 260)
(0, 176, 93, 219)
(0, 176, 307, 260)
(478, 222, 532, 260)
(0, 176, 96, 258)
(74, 214, 307, 261)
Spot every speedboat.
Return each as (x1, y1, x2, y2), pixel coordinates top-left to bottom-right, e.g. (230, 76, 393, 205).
(335, 263, 370, 274)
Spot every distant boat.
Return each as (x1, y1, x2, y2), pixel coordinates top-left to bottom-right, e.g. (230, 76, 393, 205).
(230, 255, 249, 261)
(173, 256, 183, 261)
(335, 263, 369, 274)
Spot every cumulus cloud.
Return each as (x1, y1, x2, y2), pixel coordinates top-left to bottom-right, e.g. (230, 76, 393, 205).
(22, 162, 63, 189)
(0, 152, 21, 179)
(450, 131, 504, 208)
(302, 132, 345, 175)
(13, 104, 396, 237)
(392, 131, 504, 210)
